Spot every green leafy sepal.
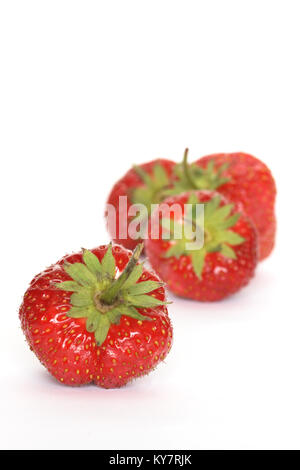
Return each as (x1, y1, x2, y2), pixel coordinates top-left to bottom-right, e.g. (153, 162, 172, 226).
(162, 194, 245, 279)
(163, 149, 230, 197)
(131, 163, 171, 215)
(55, 244, 167, 346)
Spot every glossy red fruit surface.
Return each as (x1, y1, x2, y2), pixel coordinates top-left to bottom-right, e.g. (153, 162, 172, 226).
(19, 244, 172, 388)
(106, 158, 176, 250)
(146, 190, 258, 301)
(196, 153, 276, 260)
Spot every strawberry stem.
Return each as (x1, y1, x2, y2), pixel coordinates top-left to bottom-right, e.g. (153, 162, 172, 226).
(100, 243, 144, 305)
(182, 148, 198, 189)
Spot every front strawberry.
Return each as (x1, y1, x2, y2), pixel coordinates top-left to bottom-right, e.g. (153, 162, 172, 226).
(146, 191, 258, 301)
(19, 244, 172, 388)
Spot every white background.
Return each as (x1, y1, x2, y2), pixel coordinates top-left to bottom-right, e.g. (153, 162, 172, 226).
(0, 0, 299, 450)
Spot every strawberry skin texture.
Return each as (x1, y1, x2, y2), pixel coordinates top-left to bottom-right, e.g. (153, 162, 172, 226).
(196, 153, 276, 260)
(19, 245, 172, 388)
(106, 159, 176, 250)
(146, 191, 258, 301)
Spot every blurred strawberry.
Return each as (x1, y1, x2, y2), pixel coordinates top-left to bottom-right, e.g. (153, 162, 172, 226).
(146, 190, 258, 301)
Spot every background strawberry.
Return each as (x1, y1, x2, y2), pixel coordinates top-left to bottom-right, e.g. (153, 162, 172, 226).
(146, 190, 258, 301)
(169, 150, 276, 260)
(19, 243, 172, 389)
(106, 158, 175, 250)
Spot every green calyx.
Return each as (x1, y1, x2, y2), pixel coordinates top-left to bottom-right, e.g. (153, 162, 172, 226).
(55, 243, 167, 346)
(131, 163, 171, 216)
(161, 193, 245, 279)
(163, 149, 230, 197)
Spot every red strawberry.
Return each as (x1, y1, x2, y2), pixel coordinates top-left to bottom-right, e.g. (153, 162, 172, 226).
(145, 190, 258, 301)
(106, 158, 176, 250)
(19, 243, 172, 388)
(170, 149, 276, 260)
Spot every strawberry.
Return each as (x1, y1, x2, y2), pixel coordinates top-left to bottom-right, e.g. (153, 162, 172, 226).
(106, 158, 176, 250)
(169, 149, 276, 260)
(19, 243, 172, 388)
(145, 190, 258, 301)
